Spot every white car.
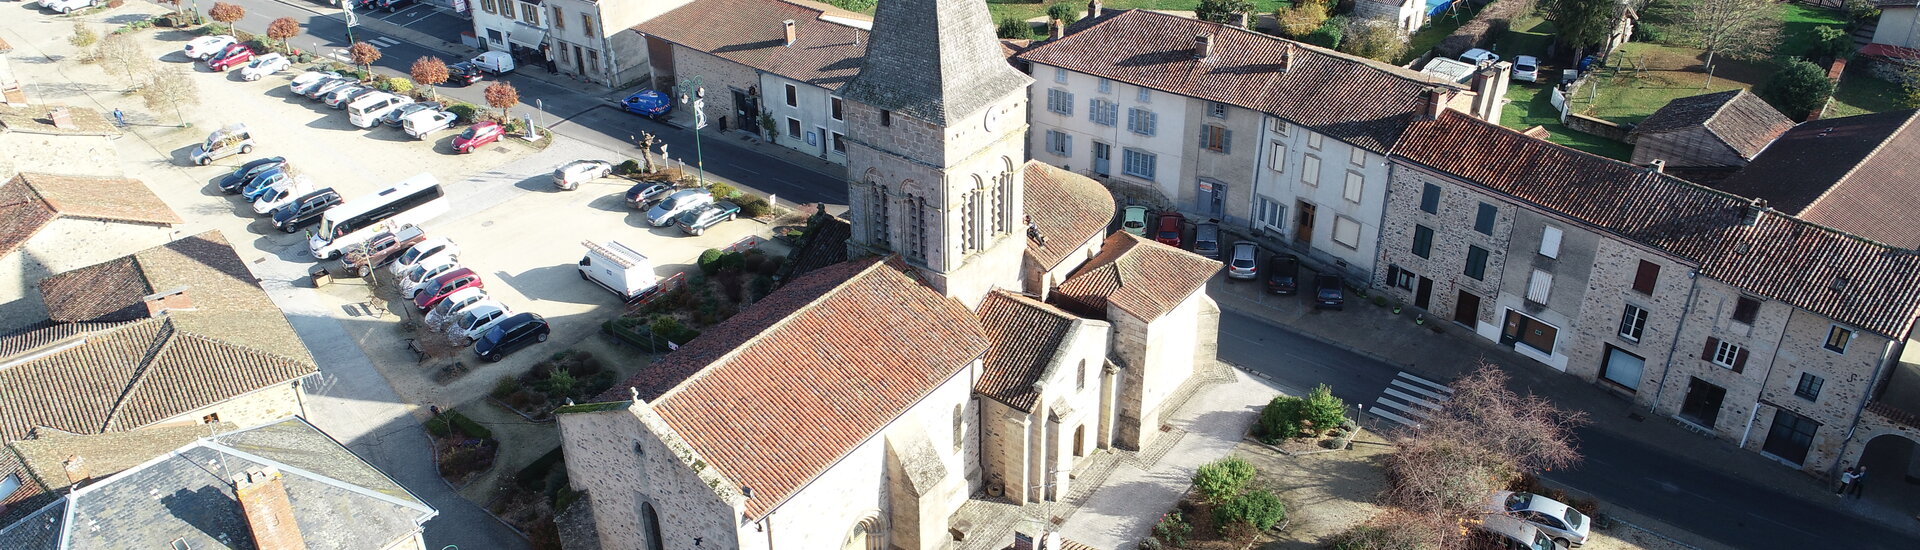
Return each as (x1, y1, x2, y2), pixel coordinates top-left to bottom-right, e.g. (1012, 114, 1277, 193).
(1512, 55, 1540, 83)
(44, 0, 101, 14)
(1489, 491, 1590, 547)
(400, 256, 461, 299)
(391, 237, 459, 277)
(289, 71, 338, 93)
(1460, 48, 1500, 66)
(251, 175, 313, 215)
(552, 160, 614, 190)
(240, 53, 291, 81)
(425, 288, 490, 328)
(455, 303, 513, 344)
(645, 189, 713, 227)
(185, 35, 239, 60)
(1478, 513, 1565, 550)
(402, 110, 458, 139)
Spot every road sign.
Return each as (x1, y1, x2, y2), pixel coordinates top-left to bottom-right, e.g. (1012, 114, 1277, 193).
(692, 98, 706, 130)
(344, 3, 358, 27)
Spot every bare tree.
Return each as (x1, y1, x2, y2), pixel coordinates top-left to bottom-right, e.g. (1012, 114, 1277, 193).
(1274, 0, 1329, 39)
(266, 17, 302, 53)
(140, 67, 200, 123)
(1669, 0, 1783, 87)
(1340, 20, 1409, 62)
(639, 131, 658, 172)
(208, 2, 246, 27)
(95, 34, 154, 88)
(410, 56, 449, 99)
(484, 81, 518, 118)
(349, 41, 382, 75)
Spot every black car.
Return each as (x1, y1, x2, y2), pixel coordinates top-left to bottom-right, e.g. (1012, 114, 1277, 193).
(219, 156, 286, 194)
(374, 0, 413, 11)
(1313, 275, 1345, 310)
(446, 62, 483, 86)
(475, 312, 549, 362)
(1266, 254, 1299, 295)
(625, 181, 674, 209)
(272, 188, 342, 233)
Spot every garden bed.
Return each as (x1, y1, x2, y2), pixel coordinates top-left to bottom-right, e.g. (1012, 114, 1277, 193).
(603, 247, 785, 352)
(427, 409, 499, 487)
(490, 350, 622, 422)
(1145, 456, 1287, 549)
(487, 446, 576, 550)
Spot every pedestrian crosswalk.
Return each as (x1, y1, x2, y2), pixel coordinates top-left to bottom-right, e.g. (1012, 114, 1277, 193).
(1368, 371, 1453, 429)
(365, 37, 400, 48)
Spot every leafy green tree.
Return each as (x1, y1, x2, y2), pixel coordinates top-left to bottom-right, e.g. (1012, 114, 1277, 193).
(1276, 0, 1331, 39)
(1195, 0, 1256, 25)
(1538, 0, 1618, 58)
(1047, 2, 1080, 26)
(1191, 456, 1255, 503)
(1300, 384, 1348, 433)
(1759, 58, 1834, 120)
(996, 16, 1032, 39)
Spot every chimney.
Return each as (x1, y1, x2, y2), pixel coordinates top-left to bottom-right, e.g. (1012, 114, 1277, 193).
(1087, 0, 1102, 18)
(63, 455, 88, 488)
(1422, 87, 1451, 120)
(782, 19, 796, 47)
(1278, 44, 1292, 72)
(234, 468, 308, 550)
(1742, 198, 1768, 226)
(1647, 159, 1666, 173)
(48, 108, 74, 130)
(143, 286, 194, 317)
(1050, 18, 1064, 40)
(1232, 12, 1249, 29)
(1193, 34, 1212, 59)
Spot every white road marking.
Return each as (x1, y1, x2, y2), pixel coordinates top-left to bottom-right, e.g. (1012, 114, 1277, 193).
(1372, 396, 1432, 419)
(1395, 371, 1454, 393)
(1389, 379, 1452, 402)
(1383, 387, 1443, 410)
(1369, 405, 1420, 428)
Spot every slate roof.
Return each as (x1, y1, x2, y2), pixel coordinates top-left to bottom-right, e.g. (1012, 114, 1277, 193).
(0, 417, 435, 550)
(1393, 110, 1920, 339)
(599, 257, 989, 519)
(1630, 90, 1793, 160)
(1022, 161, 1116, 270)
(0, 173, 181, 259)
(838, 0, 1033, 126)
(634, 0, 870, 90)
(1053, 232, 1222, 320)
(1018, 9, 1459, 153)
(975, 291, 1079, 412)
(1716, 110, 1920, 249)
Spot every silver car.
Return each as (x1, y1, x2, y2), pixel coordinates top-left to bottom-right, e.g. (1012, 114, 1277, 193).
(1490, 491, 1590, 547)
(1226, 241, 1258, 280)
(646, 189, 713, 227)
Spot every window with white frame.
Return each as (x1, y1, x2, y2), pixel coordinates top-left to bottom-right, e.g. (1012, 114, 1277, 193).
(1054, 67, 1067, 84)
(1098, 77, 1112, 93)
(1526, 269, 1553, 303)
(1089, 98, 1118, 126)
(1825, 326, 1853, 353)
(1126, 108, 1157, 136)
(1046, 89, 1074, 115)
(1122, 149, 1156, 180)
(519, 2, 540, 24)
(1208, 101, 1228, 119)
(1269, 117, 1288, 135)
(1342, 172, 1363, 203)
(1392, 266, 1415, 290)
(1349, 147, 1366, 166)
(1540, 226, 1563, 258)
(1045, 130, 1072, 157)
(1301, 155, 1320, 186)
(1269, 142, 1286, 172)
(1712, 340, 1743, 369)
(1619, 304, 1647, 341)
(1255, 197, 1284, 230)
(1308, 132, 1323, 149)
(1137, 87, 1151, 103)
(1332, 216, 1361, 249)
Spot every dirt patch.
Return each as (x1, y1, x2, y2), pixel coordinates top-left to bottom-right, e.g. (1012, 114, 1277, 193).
(1244, 430, 1393, 549)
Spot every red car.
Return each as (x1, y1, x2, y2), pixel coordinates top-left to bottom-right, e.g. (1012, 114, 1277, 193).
(206, 44, 255, 71)
(453, 121, 504, 154)
(412, 267, 484, 311)
(1154, 212, 1185, 247)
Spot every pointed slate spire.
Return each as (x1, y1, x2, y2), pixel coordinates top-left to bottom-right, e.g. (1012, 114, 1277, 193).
(839, 0, 1032, 126)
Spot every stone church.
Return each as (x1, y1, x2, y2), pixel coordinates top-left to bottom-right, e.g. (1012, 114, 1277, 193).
(554, 0, 1222, 548)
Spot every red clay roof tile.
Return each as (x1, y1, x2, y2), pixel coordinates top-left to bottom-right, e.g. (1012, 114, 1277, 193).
(975, 291, 1079, 412)
(1053, 232, 1220, 320)
(1021, 161, 1115, 270)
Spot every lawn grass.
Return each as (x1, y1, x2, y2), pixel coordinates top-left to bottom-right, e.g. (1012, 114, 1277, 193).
(1574, 42, 1770, 125)
(1396, 2, 1487, 65)
(984, 0, 1294, 28)
(1776, 4, 1849, 59)
(1500, 83, 1635, 160)
(1828, 67, 1906, 119)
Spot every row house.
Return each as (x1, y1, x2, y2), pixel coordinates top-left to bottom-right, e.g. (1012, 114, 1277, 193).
(1379, 110, 1920, 476)
(632, 0, 867, 164)
(1018, 9, 1504, 281)
(472, 0, 686, 87)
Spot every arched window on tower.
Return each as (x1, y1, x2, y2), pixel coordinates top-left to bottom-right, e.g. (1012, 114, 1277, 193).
(906, 193, 923, 261)
(994, 166, 1011, 234)
(872, 185, 891, 248)
(962, 191, 979, 253)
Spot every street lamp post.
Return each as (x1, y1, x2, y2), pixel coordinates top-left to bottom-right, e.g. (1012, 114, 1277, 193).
(673, 76, 708, 188)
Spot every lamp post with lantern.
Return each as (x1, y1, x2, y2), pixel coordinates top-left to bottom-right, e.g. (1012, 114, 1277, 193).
(674, 75, 709, 188)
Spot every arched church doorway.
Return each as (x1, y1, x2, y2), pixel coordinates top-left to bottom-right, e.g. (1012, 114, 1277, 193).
(1074, 425, 1086, 457)
(641, 501, 664, 550)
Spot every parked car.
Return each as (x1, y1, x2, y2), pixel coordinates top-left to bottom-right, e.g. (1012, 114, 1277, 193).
(1226, 241, 1258, 280)
(1477, 514, 1567, 550)
(445, 62, 484, 86)
(374, 0, 414, 11)
(1192, 222, 1221, 259)
(452, 121, 505, 153)
(320, 84, 368, 108)
(239, 167, 296, 201)
(1121, 206, 1148, 236)
(621, 89, 673, 119)
(1512, 55, 1540, 83)
(468, 51, 516, 74)
(190, 123, 254, 166)
(1265, 254, 1299, 295)
(340, 225, 428, 277)
(1154, 212, 1184, 247)
(403, 110, 458, 139)
(381, 101, 442, 127)
(349, 0, 380, 10)
(219, 156, 286, 193)
(579, 240, 659, 301)
(328, 87, 381, 110)
(391, 237, 459, 277)
(239, 53, 291, 81)
(474, 312, 549, 362)
(1490, 492, 1590, 548)
(1313, 275, 1345, 310)
(305, 77, 357, 99)
(289, 71, 342, 95)
(271, 188, 341, 233)
(412, 268, 484, 311)
(1460, 48, 1500, 66)
(400, 256, 462, 298)
(206, 45, 255, 72)
(250, 175, 313, 215)
(424, 287, 489, 328)
(676, 201, 740, 236)
(348, 92, 412, 128)
(454, 303, 512, 344)
(184, 35, 238, 60)
(43, 0, 102, 15)
(625, 181, 674, 209)
(553, 160, 614, 190)
(647, 189, 713, 227)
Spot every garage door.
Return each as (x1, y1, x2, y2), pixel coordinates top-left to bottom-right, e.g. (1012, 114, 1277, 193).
(1602, 346, 1645, 391)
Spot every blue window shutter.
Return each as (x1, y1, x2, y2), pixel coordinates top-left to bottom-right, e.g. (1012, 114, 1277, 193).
(1223, 129, 1233, 154)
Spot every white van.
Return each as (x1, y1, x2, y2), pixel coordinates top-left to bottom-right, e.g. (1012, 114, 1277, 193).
(347, 92, 412, 128)
(403, 110, 458, 139)
(578, 240, 659, 301)
(190, 123, 254, 166)
(470, 51, 516, 74)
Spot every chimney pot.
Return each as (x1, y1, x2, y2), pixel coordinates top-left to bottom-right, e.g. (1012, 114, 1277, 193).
(1648, 159, 1665, 173)
(1423, 87, 1451, 120)
(63, 455, 88, 487)
(782, 19, 796, 47)
(1232, 12, 1249, 29)
(48, 108, 75, 130)
(1193, 34, 1212, 59)
(1050, 18, 1064, 40)
(1088, 0, 1102, 18)
(1742, 198, 1768, 226)
(143, 287, 193, 318)
(236, 467, 307, 550)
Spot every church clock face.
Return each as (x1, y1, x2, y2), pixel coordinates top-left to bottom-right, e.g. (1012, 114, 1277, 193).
(984, 107, 1003, 133)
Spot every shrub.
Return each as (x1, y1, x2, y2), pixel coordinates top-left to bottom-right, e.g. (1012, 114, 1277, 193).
(698, 248, 724, 275)
(69, 22, 97, 48)
(543, 369, 578, 396)
(386, 77, 414, 93)
(1152, 511, 1192, 547)
(717, 251, 746, 272)
(1192, 456, 1256, 503)
(1304, 16, 1345, 50)
(1759, 58, 1834, 120)
(450, 412, 492, 439)
(1215, 488, 1285, 531)
(751, 274, 774, 298)
(447, 103, 480, 123)
(996, 16, 1032, 39)
(737, 194, 772, 218)
(1276, 0, 1329, 39)
(1811, 25, 1854, 60)
(706, 181, 738, 199)
(616, 159, 641, 174)
(1046, 2, 1079, 26)
(1258, 396, 1303, 442)
(1327, 520, 1443, 550)
(1195, 0, 1254, 25)
(424, 415, 452, 437)
(1301, 384, 1347, 434)
(491, 376, 521, 399)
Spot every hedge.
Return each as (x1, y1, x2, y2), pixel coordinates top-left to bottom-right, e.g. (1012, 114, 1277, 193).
(425, 410, 491, 439)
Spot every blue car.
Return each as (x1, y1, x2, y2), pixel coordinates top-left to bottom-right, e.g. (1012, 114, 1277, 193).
(218, 156, 286, 194)
(621, 89, 672, 119)
(240, 167, 292, 200)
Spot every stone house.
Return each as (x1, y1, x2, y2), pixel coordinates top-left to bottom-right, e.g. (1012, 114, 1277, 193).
(0, 417, 437, 549)
(554, 0, 1220, 547)
(1376, 109, 1920, 476)
(1715, 109, 1920, 249)
(539, 0, 689, 87)
(1627, 90, 1793, 170)
(0, 232, 319, 523)
(633, 0, 867, 163)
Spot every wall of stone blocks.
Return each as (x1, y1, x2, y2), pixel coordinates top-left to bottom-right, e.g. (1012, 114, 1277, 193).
(1373, 164, 1514, 337)
(667, 46, 761, 134)
(558, 407, 741, 550)
(156, 381, 306, 431)
(1561, 237, 1695, 400)
(1112, 290, 1206, 450)
(1740, 308, 1896, 473)
(1023, 231, 1104, 301)
(1654, 277, 1798, 442)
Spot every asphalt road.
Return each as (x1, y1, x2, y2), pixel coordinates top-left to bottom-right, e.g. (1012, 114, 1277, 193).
(1218, 307, 1913, 550)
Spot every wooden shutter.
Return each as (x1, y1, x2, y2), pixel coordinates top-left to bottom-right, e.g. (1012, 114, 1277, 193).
(1732, 348, 1749, 373)
(1701, 337, 1718, 361)
(1634, 261, 1659, 294)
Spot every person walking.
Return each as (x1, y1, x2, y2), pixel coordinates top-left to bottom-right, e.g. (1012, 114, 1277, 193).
(1836, 466, 1856, 496)
(1850, 465, 1867, 499)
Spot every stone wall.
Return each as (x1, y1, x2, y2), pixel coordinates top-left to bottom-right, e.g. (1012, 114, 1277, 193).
(1741, 309, 1895, 473)
(155, 380, 307, 430)
(667, 45, 761, 134)
(1630, 127, 1746, 168)
(1111, 290, 1207, 450)
(1561, 237, 1696, 400)
(558, 405, 742, 550)
(1024, 230, 1104, 301)
(1564, 113, 1630, 142)
(1373, 163, 1514, 337)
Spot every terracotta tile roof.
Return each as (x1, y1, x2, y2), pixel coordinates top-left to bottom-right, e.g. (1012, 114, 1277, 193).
(0, 448, 51, 527)
(38, 257, 150, 323)
(780, 214, 852, 283)
(1629, 90, 1792, 160)
(0, 174, 179, 259)
(1717, 110, 1920, 248)
(1394, 111, 1920, 338)
(604, 257, 988, 519)
(1021, 161, 1114, 270)
(0, 105, 120, 136)
(634, 0, 869, 90)
(975, 291, 1079, 412)
(1053, 232, 1221, 320)
(1018, 9, 1458, 153)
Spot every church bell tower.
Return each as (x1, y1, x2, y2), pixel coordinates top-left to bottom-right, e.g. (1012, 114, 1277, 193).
(838, 0, 1035, 309)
